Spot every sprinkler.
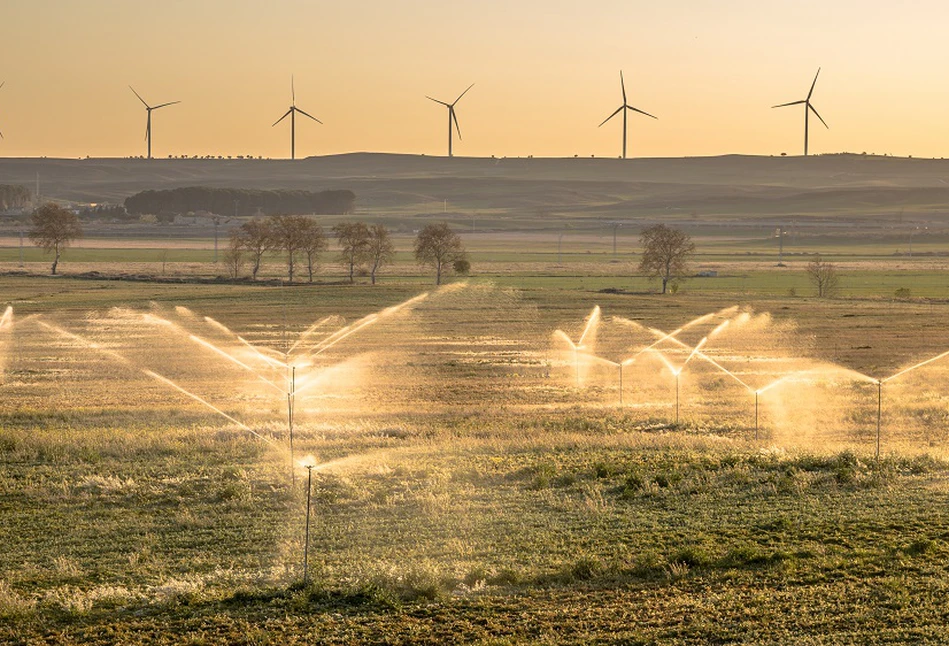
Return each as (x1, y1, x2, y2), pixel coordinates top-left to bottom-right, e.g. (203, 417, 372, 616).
(575, 345, 581, 387)
(288, 366, 296, 485)
(876, 380, 882, 461)
(754, 390, 760, 440)
(553, 307, 601, 389)
(874, 348, 949, 459)
(619, 358, 636, 407)
(303, 463, 315, 585)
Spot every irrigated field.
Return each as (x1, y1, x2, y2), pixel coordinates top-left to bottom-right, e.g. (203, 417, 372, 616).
(3, 274, 949, 644)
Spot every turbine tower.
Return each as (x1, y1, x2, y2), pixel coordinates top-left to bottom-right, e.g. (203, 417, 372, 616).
(0, 81, 5, 140)
(426, 84, 474, 158)
(129, 86, 180, 160)
(272, 77, 322, 161)
(599, 71, 657, 160)
(772, 68, 828, 156)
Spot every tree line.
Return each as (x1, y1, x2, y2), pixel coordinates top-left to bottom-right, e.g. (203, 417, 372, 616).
(227, 217, 467, 285)
(24, 205, 843, 297)
(124, 187, 356, 217)
(0, 185, 32, 210)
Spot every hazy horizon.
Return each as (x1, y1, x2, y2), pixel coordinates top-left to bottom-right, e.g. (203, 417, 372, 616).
(3, 0, 949, 160)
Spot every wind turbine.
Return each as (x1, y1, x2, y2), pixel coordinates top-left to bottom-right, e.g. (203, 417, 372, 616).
(272, 77, 322, 160)
(599, 71, 657, 159)
(129, 86, 180, 159)
(772, 68, 828, 156)
(426, 84, 474, 158)
(0, 81, 5, 140)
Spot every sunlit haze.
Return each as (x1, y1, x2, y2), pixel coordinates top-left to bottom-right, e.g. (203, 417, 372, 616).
(3, 0, 949, 159)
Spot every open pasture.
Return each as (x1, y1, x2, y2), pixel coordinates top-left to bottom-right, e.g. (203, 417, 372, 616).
(3, 276, 949, 643)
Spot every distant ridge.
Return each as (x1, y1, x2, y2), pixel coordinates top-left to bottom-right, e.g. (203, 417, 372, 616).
(1, 153, 947, 213)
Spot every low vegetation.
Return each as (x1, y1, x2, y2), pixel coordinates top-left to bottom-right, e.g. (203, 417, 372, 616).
(2, 274, 949, 643)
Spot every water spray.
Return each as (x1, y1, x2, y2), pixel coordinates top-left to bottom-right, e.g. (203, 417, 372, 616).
(874, 348, 949, 459)
(553, 306, 601, 389)
(36, 320, 284, 451)
(650, 337, 706, 426)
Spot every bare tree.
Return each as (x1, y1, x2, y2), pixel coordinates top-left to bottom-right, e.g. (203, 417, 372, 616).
(222, 234, 246, 279)
(269, 215, 310, 283)
(806, 255, 840, 298)
(366, 224, 395, 285)
(28, 203, 83, 275)
(299, 219, 327, 283)
(414, 222, 465, 285)
(638, 224, 695, 294)
(333, 221, 370, 283)
(233, 218, 274, 280)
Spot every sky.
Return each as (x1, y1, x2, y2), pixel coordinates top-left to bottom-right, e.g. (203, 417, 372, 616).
(2, 0, 948, 159)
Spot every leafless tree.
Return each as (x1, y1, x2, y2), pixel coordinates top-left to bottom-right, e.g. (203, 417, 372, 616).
(233, 218, 274, 280)
(269, 215, 311, 283)
(298, 219, 327, 283)
(366, 224, 395, 285)
(638, 224, 695, 294)
(806, 255, 840, 298)
(333, 221, 370, 283)
(222, 234, 246, 279)
(414, 222, 465, 285)
(28, 203, 83, 275)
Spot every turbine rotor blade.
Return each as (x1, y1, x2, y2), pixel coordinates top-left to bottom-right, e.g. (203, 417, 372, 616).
(451, 107, 462, 140)
(807, 67, 821, 100)
(295, 107, 323, 124)
(0, 81, 5, 91)
(598, 106, 624, 127)
(628, 105, 658, 120)
(620, 70, 627, 104)
(452, 83, 475, 105)
(426, 96, 450, 107)
(272, 108, 292, 127)
(152, 100, 180, 110)
(809, 103, 829, 129)
(771, 100, 806, 109)
(0, 129, 4, 139)
(129, 85, 149, 108)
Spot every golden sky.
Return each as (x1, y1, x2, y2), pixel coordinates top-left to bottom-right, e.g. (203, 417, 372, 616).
(2, 0, 948, 159)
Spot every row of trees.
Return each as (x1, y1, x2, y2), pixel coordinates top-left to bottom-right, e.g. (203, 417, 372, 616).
(124, 187, 356, 217)
(0, 185, 31, 211)
(229, 218, 468, 285)
(22, 205, 838, 297)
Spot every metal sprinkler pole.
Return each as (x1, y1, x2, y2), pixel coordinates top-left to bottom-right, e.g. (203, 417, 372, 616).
(876, 381, 882, 460)
(303, 464, 314, 584)
(289, 366, 296, 485)
(675, 372, 680, 425)
(575, 347, 580, 387)
(755, 391, 759, 441)
(618, 364, 623, 406)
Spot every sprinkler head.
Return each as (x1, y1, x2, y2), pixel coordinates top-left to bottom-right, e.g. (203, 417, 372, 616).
(297, 454, 318, 471)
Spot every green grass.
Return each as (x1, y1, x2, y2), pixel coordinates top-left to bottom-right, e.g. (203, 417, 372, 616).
(4, 276, 949, 643)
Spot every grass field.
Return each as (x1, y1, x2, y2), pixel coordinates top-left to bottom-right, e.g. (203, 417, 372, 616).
(2, 271, 949, 644)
